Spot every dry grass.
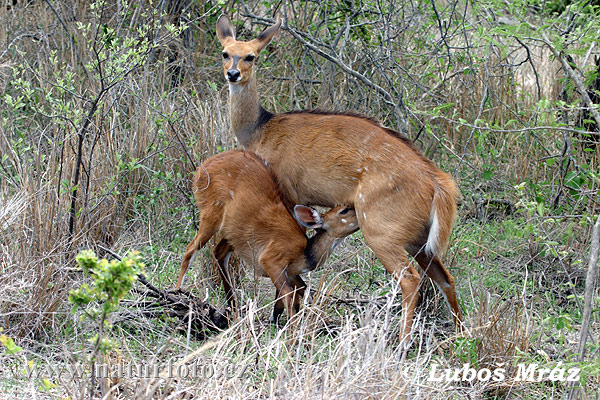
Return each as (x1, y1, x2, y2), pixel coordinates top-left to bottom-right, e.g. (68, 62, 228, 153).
(0, 272, 549, 399)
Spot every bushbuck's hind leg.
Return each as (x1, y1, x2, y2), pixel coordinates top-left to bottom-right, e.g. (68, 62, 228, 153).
(259, 246, 297, 329)
(356, 189, 425, 348)
(413, 252, 463, 334)
(271, 275, 306, 324)
(176, 211, 221, 289)
(271, 289, 285, 325)
(367, 246, 421, 348)
(213, 238, 236, 310)
(290, 275, 307, 313)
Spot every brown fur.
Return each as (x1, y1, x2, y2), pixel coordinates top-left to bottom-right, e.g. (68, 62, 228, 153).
(215, 16, 464, 347)
(175, 150, 358, 326)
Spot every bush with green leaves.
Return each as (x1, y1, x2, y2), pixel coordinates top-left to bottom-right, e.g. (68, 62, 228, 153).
(69, 250, 144, 354)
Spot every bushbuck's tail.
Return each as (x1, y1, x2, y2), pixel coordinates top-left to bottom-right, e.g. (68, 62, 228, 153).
(425, 172, 459, 256)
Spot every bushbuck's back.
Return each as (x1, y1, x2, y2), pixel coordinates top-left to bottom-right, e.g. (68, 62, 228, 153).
(254, 112, 440, 200)
(184, 150, 304, 275)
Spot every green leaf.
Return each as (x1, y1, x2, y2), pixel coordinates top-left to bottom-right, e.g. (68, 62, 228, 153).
(40, 378, 57, 391)
(0, 334, 23, 355)
(537, 202, 545, 217)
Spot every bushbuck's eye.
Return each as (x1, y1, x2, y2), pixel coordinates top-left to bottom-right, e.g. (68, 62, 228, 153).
(222, 52, 229, 59)
(244, 55, 255, 62)
(339, 207, 351, 215)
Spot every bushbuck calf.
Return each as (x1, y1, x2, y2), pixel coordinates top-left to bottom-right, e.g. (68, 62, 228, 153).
(176, 150, 358, 324)
(216, 16, 464, 347)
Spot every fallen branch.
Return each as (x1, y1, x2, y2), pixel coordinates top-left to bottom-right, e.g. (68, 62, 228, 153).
(98, 245, 228, 339)
(135, 274, 229, 339)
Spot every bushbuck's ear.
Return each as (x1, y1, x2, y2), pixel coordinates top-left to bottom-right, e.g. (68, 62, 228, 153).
(293, 205, 323, 229)
(216, 15, 235, 44)
(252, 18, 281, 53)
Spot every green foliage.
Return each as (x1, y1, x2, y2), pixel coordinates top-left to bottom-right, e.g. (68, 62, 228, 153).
(452, 337, 482, 368)
(69, 250, 144, 319)
(69, 249, 144, 360)
(0, 330, 22, 356)
(555, 359, 596, 390)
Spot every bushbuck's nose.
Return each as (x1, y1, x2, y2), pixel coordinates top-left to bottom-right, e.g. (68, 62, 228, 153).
(227, 69, 241, 82)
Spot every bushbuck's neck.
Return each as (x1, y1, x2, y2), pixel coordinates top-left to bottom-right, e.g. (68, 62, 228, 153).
(228, 77, 271, 146)
(301, 229, 344, 272)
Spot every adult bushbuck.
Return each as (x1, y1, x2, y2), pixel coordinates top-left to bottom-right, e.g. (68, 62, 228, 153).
(216, 15, 464, 347)
(175, 150, 358, 325)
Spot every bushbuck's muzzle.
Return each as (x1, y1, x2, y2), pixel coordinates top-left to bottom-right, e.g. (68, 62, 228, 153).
(227, 69, 241, 82)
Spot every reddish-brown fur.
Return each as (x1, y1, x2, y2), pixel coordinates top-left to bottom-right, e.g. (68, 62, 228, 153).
(175, 150, 358, 325)
(216, 16, 464, 347)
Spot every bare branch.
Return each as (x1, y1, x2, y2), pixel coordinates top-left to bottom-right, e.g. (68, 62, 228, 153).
(542, 33, 600, 131)
(578, 216, 600, 359)
(240, 10, 409, 132)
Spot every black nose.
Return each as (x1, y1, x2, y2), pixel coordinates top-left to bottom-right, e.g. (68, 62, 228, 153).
(227, 69, 240, 82)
